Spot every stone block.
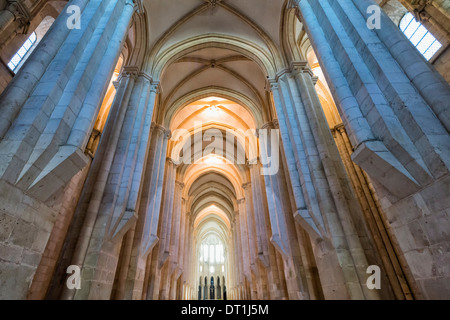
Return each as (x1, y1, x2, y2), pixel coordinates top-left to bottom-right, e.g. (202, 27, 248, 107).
(9, 219, 38, 249)
(0, 243, 23, 263)
(0, 213, 16, 242)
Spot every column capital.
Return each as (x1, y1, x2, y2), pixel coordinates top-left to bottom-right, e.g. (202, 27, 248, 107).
(151, 122, 171, 138)
(272, 119, 280, 129)
(121, 66, 140, 79)
(130, 0, 145, 13)
(242, 182, 251, 189)
(260, 121, 274, 130)
(7, 1, 31, 33)
(290, 61, 316, 79)
(289, 60, 307, 72)
(332, 123, 345, 133)
(138, 71, 153, 83)
(150, 82, 161, 94)
(175, 180, 185, 189)
(268, 79, 279, 91)
(275, 68, 291, 82)
(167, 157, 179, 167)
(246, 158, 259, 168)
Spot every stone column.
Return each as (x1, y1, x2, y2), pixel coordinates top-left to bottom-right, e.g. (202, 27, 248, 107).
(242, 182, 260, 300)
(295, 0, 450, 299)
(62, 71, 157, 300)
(140, 124, 171, 256)
(158, 159, 177, 267)
(233, 210, 243, 290)
(332, 123, 413, 300)
(120, 120, 170, 300)
(259, 121, 310, 300)
(162, 180, 184, 300)
(296, 0, 449, 193)
(237, 199, 252, 290)
(0, 0, 136, 201)
(147, 158, 177, 299)
(248, 162, 283, 300)
(170, 197, 187, 300)
(45, 65, 135, 299)
(270, 69, 380, 299)
(0, 1, 135, 298)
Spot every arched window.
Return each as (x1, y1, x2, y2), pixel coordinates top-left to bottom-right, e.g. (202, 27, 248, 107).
(209, 244, 215, 264)
(399, 12, 442, 60)
(7, 32, 37, 72)
(199, 234, 225, 266)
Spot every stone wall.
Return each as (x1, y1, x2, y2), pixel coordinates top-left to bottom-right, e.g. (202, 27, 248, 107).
(380, 173, 450, 299)
(0, 179, 63, 299)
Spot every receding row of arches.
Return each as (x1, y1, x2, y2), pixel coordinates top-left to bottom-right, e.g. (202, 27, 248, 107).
(0, 0, 448, 300)
(198, 276, 227, 300)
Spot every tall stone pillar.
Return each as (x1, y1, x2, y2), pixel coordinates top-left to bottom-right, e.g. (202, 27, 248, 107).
(270, 67, 381, 299)
(0, 0, 136, 299)
(236, 198, 251, 290)
(248, 162, 284, 300)
(259, 121, 310, 300)
(232, 210, 244, 291)
(0, 0, 136, 201)
(242, 182, 262, 300)
(169, 196, 186, 300)
(46, 65, 136, 299)
(147, 158, 177, 300)
(61, 71, 157, 300)
(162, 180, 183, 300)
(158, 159, 177, 267)
(295, 0, 450, 299)
(120, 120, 170, 300)
(331, 123, 413, 300)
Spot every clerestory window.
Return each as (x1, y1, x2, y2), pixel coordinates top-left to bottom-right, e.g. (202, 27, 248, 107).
(7, 32, 37, 73)
(399, 12, 442, 61)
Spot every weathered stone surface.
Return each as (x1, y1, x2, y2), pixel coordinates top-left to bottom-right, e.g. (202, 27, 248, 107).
(0, 0, 448, 301)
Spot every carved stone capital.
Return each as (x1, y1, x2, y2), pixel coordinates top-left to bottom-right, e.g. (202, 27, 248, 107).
(121, 66, 140, 79)
(138, 71, 152, 83)
(290, 61, 315, 78)
(167, 157, 178, 167)
(272, 119, 280, 129)
(268, 80, 279, 92)
(260, 121, 274, 130)
(152, 122, 171, 138)
(242, 182, 251, 189)
(246, 158, 259, 167)
(175, 180, 185, 189)
(8, 1, 31, 33)
(150, 82, 161, 94)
